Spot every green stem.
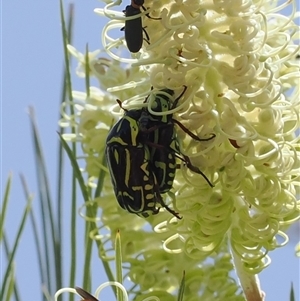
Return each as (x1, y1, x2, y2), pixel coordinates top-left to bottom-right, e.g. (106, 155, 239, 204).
(0, 199, 31, 301)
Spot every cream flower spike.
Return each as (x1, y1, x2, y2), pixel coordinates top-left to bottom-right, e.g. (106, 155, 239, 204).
(64, 0, 300, 300)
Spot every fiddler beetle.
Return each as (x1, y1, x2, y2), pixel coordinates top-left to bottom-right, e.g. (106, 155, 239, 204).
(139, 86, 215, 192)
(105, 107, 181, 218)
(121, 0, 161, 53)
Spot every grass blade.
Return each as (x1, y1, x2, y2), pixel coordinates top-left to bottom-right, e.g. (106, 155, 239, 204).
(58, 132, 93, 290)
(2, 234, 21, 301)
(20, 173, 46, 300)
(0, 174, 12, 242)
(115, 230, 124, 301)
(58, 133, 90, 202)
(57, 0, 74, 257)
(59, 2, 78, 295)
(177, 271, 185, 301)
(0, 190, 32, 301)
(5, 262, 15, 301)
(290, 282, 295, 301)
(57, 4, 75, 296)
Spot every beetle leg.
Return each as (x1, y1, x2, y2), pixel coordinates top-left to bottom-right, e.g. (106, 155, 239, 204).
(172, 118, 216, 142)
(139, 207, 160, 218)
(142, 26, 150, 42)
(181, 154, 214, 187)
(153, 175, 182, 219)
(172, 85, 187, 108)
(116, 99, 128, 112)
(141, 122, 173, 135)
(157, 193, 182, 219)
(172, 153, 214, 187)
(141, 5, 162, 20)
(145, 142, 210, 187)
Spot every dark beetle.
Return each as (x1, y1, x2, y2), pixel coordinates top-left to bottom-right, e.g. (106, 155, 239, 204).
(105, 108, 181, 218)
(122, 5, 147, 53)
(105, 88, 214, 218)
(121, 0, 160, 53)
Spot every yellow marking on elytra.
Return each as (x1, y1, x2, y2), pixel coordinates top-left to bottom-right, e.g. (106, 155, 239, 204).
(112, 116, 140, 146)
(140, 162, 149, 176)
(169, 162, 176, 168)
(146, 193, 154, 200)
(120, 191, 134, 200)
(128, 186, 145, 212)
(107, 136, 128, 145)
(124, 149, 131, 187)
(113, 149, 119, 164)
(155, 161, 166, 169)
(146, 201, 155, 207)
(130, 120, 139, 146)
(144, 184, 153, 190)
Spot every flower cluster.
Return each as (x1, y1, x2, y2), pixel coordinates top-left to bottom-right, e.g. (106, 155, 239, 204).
(63, 0, 300, 299)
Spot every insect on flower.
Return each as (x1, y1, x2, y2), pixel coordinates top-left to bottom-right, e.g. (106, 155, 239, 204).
(105, 105, 181, 218)
(106, 86, 215, 218)
(121, 0, 161, 52)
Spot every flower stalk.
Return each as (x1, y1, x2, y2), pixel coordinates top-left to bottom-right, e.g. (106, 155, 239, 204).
(232, 247, 265, 301)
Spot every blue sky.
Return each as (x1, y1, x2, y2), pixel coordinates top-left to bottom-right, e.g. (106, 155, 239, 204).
(2, 0, 299, 300)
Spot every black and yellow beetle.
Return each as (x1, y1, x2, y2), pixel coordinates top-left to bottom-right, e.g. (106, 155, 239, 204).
(105, 107, 180, 218)
(105, 87, 214, 218)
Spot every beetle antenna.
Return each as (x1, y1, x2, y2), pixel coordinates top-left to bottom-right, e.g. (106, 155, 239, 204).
(116, 99, 128, 112)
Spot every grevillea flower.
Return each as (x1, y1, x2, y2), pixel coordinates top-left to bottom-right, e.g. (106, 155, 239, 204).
(62, 0, 300, 300)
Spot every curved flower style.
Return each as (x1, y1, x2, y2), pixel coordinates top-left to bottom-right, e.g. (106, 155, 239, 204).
(64, 0, 300, 300)
(55, 283, 129, 301)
